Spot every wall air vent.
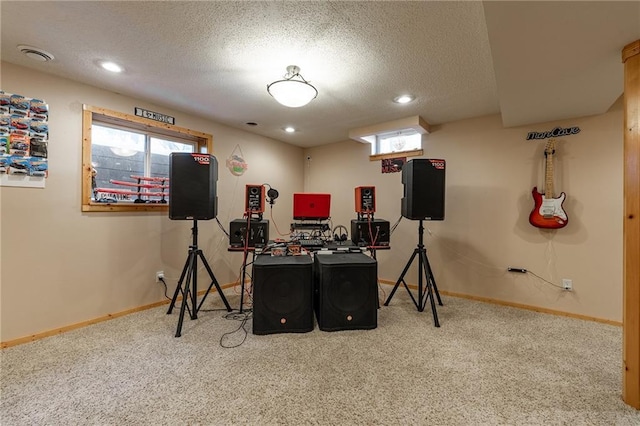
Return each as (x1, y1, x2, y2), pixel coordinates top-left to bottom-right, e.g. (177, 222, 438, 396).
(17, 45, 54, 62)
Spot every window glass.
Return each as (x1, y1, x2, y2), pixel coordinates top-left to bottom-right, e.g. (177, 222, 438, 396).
(90, 124, 195, 203)
(91, 125, 145, 198)
(372, 130, 421, 156)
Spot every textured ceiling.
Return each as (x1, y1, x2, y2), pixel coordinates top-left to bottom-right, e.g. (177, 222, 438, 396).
(1, 1, 638, 148)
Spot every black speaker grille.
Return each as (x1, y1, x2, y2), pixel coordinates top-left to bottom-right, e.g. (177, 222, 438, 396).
(260, 271, 305, 316)
(169, 153, 218, 220)
(401, 158, 445, 220)
(314, 253, 377, 331)
(326, 271, 370, 312)
(252, 255, 313, 335)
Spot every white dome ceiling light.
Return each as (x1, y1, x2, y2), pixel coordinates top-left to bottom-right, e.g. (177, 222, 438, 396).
(267, 65, 318, 108)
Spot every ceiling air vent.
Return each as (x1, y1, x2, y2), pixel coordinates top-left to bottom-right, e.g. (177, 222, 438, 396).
(17, 45, 54, 62)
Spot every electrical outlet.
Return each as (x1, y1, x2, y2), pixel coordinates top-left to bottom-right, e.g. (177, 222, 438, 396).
(562, 278, 573, 290)
(155, 271, 164, 283)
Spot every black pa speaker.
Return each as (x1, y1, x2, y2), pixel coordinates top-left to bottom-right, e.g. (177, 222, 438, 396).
(169, 153, 217, 220)
(401, 158, 445, 220)
(252, 255, 314, 335)
(314, 253, 377, 331)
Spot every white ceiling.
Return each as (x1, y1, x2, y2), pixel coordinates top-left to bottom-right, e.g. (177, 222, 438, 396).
(1, 1, 638, 148)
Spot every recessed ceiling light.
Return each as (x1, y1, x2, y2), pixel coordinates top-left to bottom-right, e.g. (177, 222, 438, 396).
(100, 61, 123, 73)
(284, 126, 296, 133)
(17, 45, 54, 62)
(393, 95, 415, 104)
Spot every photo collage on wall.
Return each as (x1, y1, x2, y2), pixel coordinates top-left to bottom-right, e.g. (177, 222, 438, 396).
(0, 91, 49, 181)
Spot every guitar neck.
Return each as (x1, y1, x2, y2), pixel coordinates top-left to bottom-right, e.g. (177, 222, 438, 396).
(545, 147, 555, 197)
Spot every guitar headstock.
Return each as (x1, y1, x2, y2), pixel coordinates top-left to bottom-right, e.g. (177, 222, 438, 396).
(544, 138, 556, 157)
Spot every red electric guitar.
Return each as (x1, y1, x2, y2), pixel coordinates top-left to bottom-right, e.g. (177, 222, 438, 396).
(529, 139, 568, 229)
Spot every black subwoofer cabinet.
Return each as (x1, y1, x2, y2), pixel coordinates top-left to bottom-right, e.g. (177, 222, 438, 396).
(313, 253, 378, 331)
(252, 255, 314, 335)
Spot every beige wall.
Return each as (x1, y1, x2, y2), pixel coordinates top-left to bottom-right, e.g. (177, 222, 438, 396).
(0, 62, 305, 342)
(304, 103, 624, 322)
(0, 61, 625, 342)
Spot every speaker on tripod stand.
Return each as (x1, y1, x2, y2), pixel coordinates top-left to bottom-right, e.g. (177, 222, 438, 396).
(401, 159, 445, 220)
(385, 158, 445, 327)
(166, 153, 232, 337)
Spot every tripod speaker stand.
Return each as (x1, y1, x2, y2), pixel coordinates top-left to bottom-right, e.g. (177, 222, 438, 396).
(383, 219, 443, 327)
(167, 219, 232, 337)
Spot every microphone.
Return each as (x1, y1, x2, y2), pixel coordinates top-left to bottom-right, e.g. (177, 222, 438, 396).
(267, 188, 279, 205)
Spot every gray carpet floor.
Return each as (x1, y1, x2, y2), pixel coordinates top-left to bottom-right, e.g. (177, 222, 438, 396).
(1, 290, 639, 425)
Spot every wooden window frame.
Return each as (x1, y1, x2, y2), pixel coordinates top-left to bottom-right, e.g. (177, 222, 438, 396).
(82, 105, 212, 212)
(369, 149, 424, 161)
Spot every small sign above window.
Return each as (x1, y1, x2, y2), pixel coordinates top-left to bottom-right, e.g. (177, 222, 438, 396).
(134, 107, 175, 125)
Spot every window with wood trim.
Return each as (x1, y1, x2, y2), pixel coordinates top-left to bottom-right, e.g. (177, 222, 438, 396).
(349, 116, 428, 161)
(368, 130, 422, 156)
(82, 105, 212, 212)
(367, 129, 423, 161)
